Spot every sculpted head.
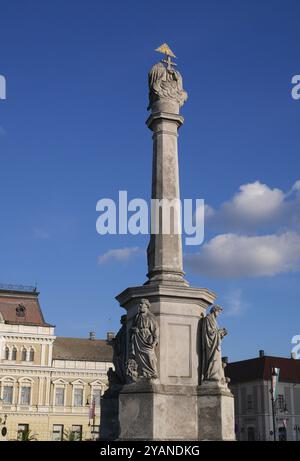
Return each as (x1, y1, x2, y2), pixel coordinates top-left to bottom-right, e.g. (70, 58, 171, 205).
(120, 314, 127, 326)
(139, 298, 151, 314)
(210, 305, 223, 317)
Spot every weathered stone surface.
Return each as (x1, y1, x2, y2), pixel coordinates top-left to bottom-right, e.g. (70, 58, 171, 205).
(114, 52, 235, 441)
(119, 382, 199, 440)
(197, 381, 235, 441)
(100, 385, 122, 440)
(116, 284, 215, 387)
(145, 109, 188, 287)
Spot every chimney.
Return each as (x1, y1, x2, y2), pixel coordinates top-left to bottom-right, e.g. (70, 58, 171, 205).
(259, 350, 265, 358)
(89, 331, 96, 341)
(291, 352, 297, 360)
(107, 331, 115, 342)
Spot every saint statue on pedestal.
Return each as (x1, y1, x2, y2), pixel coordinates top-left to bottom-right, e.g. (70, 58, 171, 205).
(200, 305, 228, 384)
(112, 314, 127, 384)
(127, 298, 159, 381)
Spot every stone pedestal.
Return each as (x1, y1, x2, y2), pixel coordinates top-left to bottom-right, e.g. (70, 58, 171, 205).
(114, 51, 235, 441)
(116, 284, 216, 440)
(119, 381, 199, 441)
(100, 384, 122, 440)
(197, 381, 235, 441)
(116, 284, 215, 388)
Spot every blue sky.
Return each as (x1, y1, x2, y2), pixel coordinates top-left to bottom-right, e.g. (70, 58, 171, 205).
(0, 0, 299, 361)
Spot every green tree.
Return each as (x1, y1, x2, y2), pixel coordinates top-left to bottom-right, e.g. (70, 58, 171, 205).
(18, 429, 37, 441)
(63, 429, 78, 441)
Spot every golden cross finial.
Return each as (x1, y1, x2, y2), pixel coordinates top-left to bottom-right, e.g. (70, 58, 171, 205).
(155, 43, 176, 58)
(155, 43, 177, 70)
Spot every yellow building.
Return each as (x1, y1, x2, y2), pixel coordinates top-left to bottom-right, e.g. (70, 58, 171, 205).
(0, 285, 113, 441)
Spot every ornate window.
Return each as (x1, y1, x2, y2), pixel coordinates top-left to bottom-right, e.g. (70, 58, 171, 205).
(29, 348, 34, 362)
(12, 347, 17, 361)
(278, 394, 285, 411)
(3, 385, 13, 404)
(92, 388, 102, 407)
(55, 388, 65, 406)
(18, 378, 33, 406)
(247, 394, 253, 410)
(73, 388, 83, 407)
(21, 348, 27, 362)
(0, 377, 16, 404)
(20, 386, 31, 405)
(4, 347, 9, 360)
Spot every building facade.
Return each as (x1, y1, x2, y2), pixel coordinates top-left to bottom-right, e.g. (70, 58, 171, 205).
(226, 351, 300, 441)
(0, 285, 113, 441)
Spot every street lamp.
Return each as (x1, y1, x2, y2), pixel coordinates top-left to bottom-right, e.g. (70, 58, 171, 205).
(294, 424, 300, 441)
(85, 394, 98, 440)
(270, 369, 278, 442)
(0, 397, 8, 439)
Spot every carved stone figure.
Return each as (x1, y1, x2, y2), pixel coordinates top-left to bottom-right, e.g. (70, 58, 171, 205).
(200, 305, 228, 384)
(127, 298, 159, 380)
(126, 358, 138, 382)
(147, 61, 188, 110)
(112, 314, 127, 384)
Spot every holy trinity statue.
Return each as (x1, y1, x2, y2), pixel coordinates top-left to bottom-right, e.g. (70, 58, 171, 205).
(200, 305, 228, 384)
(127, 298, 159, 381)
(112, 314, 127, 384)
(147, 55, 188, 110)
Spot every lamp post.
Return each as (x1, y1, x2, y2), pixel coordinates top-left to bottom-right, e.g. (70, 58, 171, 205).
(294, 424, 300, 441)
(270, 386, 277, 440)
(86, 394, 97, 440)
(0, 397, 8, 439)
(270, 390, 289, 441)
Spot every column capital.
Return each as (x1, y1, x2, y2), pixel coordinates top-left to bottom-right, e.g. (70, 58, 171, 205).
(146, 112, 184, 131)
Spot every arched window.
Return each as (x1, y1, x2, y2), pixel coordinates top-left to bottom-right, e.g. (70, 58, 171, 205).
(4, 347, 9, 360)
(29, 348, 34, 362)
(21, 348, 27, 361)
(12, 347, 17, 361)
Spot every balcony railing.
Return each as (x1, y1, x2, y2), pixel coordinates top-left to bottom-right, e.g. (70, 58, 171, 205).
(0, 283, 37, 293)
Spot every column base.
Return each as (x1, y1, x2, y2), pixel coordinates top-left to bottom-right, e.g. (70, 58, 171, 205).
(197, 381, 235, 441)
(100, 385, 123, 440)
(118, 381, 199, 441)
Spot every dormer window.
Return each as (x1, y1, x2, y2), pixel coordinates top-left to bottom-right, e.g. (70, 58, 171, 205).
(16, 304, 26, 317)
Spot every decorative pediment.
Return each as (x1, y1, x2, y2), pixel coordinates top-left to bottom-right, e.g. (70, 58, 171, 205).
(52, 378, 68, 385)
(89, 380, 103, 387)
(71, 379, 85, 386)
(0, 376, 16, 383)
(18, 377, 34, 383)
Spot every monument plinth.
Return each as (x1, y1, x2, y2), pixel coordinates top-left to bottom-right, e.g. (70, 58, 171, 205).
(112, 44, 235, 441)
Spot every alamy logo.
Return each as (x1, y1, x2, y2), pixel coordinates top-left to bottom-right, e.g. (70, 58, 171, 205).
(291, 335, 300, 359)
(0, 75, 6, 100)
(96, 191, 205, 246)
(291, 75, 300, 100)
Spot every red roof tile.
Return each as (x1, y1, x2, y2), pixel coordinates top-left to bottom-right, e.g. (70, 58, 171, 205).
(226, 356, 300, 384)
(0, 289, 53, 327)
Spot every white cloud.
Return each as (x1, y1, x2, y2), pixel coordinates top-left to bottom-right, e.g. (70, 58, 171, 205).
(222, 289, 248, 317)
(185, 231, 300, 278)
(98, 246, 142, 264)
(205, 180, 300, 232)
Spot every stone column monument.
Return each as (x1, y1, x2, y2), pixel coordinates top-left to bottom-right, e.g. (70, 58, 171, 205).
(114, 44, 235, 441)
